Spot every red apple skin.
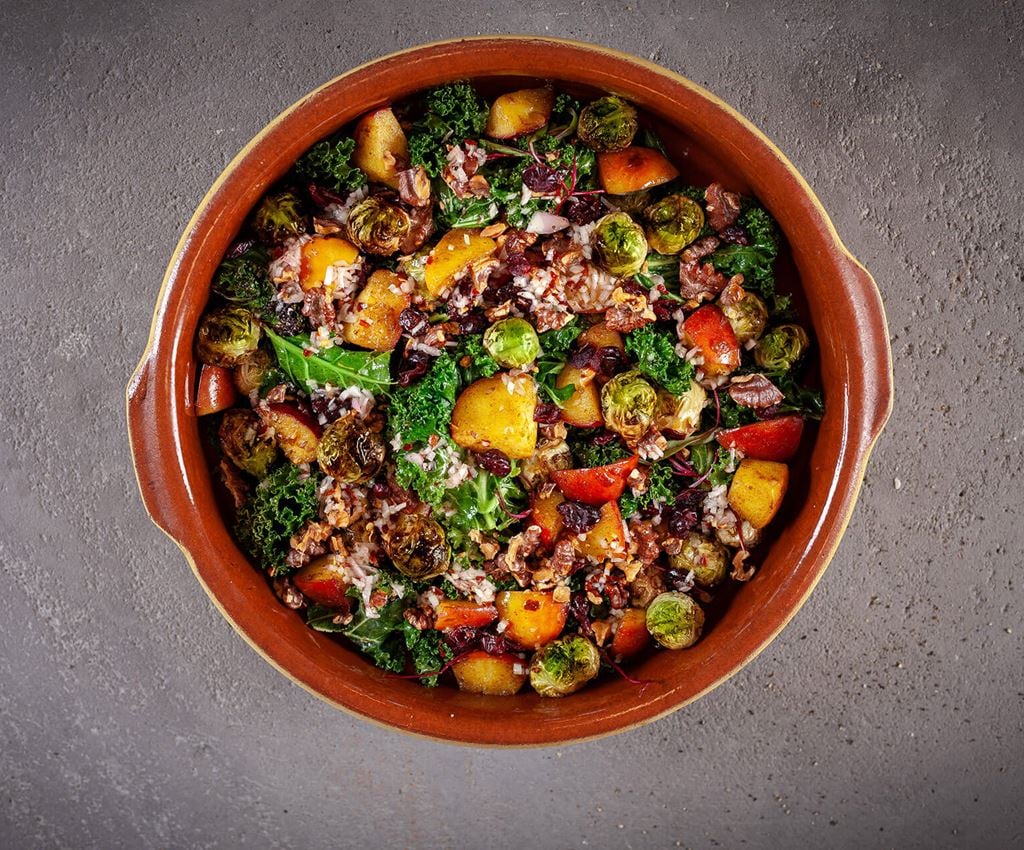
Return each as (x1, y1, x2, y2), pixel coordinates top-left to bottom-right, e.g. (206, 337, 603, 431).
(683, 305, 741, 376)
(717, 416, 805, 462)
(610, 608, 649, 661)
(262, 403, 322, 464)
(434, 600, 499, 631)
(196, 365, 238, 416)
(293, 557, 351, 609)
(550, 456, 639, 506)
(530, 491, 565, 547)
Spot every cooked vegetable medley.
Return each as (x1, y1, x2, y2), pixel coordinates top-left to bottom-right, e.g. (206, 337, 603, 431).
(196, 81, 822, 697)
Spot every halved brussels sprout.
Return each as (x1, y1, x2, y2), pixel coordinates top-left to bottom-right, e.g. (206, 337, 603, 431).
(592, 212, 649, 277)
(601, 370, 657, 445)
(578, 95, 639, 152)
(529, 634, 601, 697)
(316, 415, 385, 483)
(483, 318, 541, 368)
(754, 324, 810, 372)
(346, 197, 411, 256)
(219, 409, 278, 477)
(382, 514, 451, 581)
(196, 306, 261, 367)
(252, 190, 305, 244)
(721, 292, 769, 345)
(646, 591, 704, 649)
(668, 533, 729, 588)
(655, 384, 707, 437)
(643, 194, 705, 255)
(233, 348, 275, 395)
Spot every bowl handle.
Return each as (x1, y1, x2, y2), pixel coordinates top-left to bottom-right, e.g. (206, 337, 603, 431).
(838, 253, 894, 449)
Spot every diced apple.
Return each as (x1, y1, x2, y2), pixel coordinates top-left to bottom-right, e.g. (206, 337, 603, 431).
(423, 228, 497, 298)
(196, 365, 238, 416)
(495, 590, 569, 650)
(341, 269, 411, 351)
(551, 456, 638, 505)
(300, 235, 360, 291)
(556, 363, 604, 428)
(451, 651, 529, 696)
(717, 416, 805, 462)
(450, 373, 538, 459)
(727, 458, 789, 529)
(261, 403, 322, 464)
(578, 321, 625, 354)
(610, 607, 649, 662)
(352, 107, 409, 189)
(531, 490, 565, 547)
(597, 146, 679, 195)
(683, 304, 741, 377)
(293, 556, 352, 610)
(434, 600, 499, 631)
(485, 86, 555, 139)
(575, 501, 628, 563)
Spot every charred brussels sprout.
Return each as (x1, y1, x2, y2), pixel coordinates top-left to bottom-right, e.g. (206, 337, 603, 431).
(219, 409, 278, 477)
(316, 415, 385, 484)
(578, 95, 639, 152)
(613, 190, 652, 216)
(382, 514, 451, 581)
(346, 197, 411, 256)
(196, 306, 261, 367)
(483, 318, 541, 368)
(233, 348, 275, 395)
(754, 324, 810, 372)
(668, 533, 729, 588)
(655, 384, 707, 437)
(643, 194, 705, 255)
(721, 292, 769, 345)
(646, 591, 704, 649)
(252, 190, 305, 244)
(592, 212, 648, 277)
(212, 246, 272, 310)
(601, 370, 657, 445)
(529, 635, 601, 697)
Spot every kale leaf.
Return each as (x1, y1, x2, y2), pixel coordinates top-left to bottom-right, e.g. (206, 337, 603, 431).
(265, 329, 392, 393)
(568, 431, 631, 469)
(340, 597, 408, 673)
(454, 333, 501, 383)
(408, 82, 490, 177)
(689, 443, 736, 488)
(212, 246, 273, 311)
(402, 623, 446, 686)
(436, 182, 499, 229)
(295, 135, 367, 193)
(625, 324, 694, 395)
(443, 468, 527, 551)
(709, 206, 780, 301)
(387, 351, 459, 444)
(235, 463, 321, 574)
(534, 318, 584, 406)
(620, 462, 680, 518)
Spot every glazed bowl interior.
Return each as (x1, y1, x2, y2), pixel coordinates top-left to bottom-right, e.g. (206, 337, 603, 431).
(129, 38, 891, 746)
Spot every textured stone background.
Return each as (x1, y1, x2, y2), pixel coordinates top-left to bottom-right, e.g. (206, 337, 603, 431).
(2, 0, 1022, 847)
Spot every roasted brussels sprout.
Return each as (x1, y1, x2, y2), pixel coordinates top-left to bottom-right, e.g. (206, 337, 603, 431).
(643, 194, 705, 255)
(529, 635, 601, 697)
(655, 384, 707, 437)
(601, 370, 657, 445)
(668, 533, 729, 588)
(346, 196, 411, 256)
(233, 348, 275, 395)
(382, 514, 451, 581)
(646, 591, 704, 649)
(721, 292, 769, 345)
(592, 212, 649, 277)
(754, 324, 810, 372)
(316, 415, 386, 483)
(196, 306, 261, 367)
(219, 409, 278, 477)
(613, 190, 652, 216)
(252, 190, 305, 244)
(578, 95, 639, 152)
(483, 318, 541, 368)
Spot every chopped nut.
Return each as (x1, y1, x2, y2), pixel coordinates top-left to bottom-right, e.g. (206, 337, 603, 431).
(591, 619, 612, 646)
(552, 584, 571, 604)
(480, 221, 507, 239)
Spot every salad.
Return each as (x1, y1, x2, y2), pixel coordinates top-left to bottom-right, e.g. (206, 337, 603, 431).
(194, 81, 822, 698)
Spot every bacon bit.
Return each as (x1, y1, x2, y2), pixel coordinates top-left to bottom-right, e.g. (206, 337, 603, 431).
(728, 373, 784, 408)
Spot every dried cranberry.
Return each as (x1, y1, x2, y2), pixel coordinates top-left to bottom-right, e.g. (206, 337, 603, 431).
(592, 430, 620, 446)
(666, 507, 699, 536)
(719, 225, 749, 245)
(653, 299, 676, 322)
(618, 278, 646, 298)
(397, 350, 432, 387)
(597, 346, 626, 377)
(310, 395, 331, 418)
(505, 251, 532, 277)
(398, 307, 427, 334)
(563, 194, 604, 225)
(456, 309, 488, 334)
(570, 343, 601, 370)
(569, 591, 594, 638)
(475, 449, 512, 477)
(306, 182, 346, 208)
(522, 161, 563, 193)
(533, 402, 561, 424)
(444, 625, 480, 655)
(665, 567, 695, 592)
(478, 632, 510, 655)
(756, 403, 782, 420)
(557, 500, 602, 534)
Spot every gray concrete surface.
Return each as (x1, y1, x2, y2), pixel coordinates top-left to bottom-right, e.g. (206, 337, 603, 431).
(2, 0, 1021, 847)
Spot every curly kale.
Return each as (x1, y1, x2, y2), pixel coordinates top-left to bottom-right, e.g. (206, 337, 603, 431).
(212, 246, 273, 311)
(533, 318, 584, 406)
(387, 352, 459, 445)
(235, 463, 321, 574)
(569, 432, 630, 469)
(620, 462, 680, 518)
(625, 325, 694, 396)
(436, 182, 498, 229)
(538, 318, 583, 359)
(454, 334, 501, 383)
(444, 468, 527, 552)
(710, 205, 780, 302)
(408, 82, 490, 177)
(295, 135, 367, 193)
(689, 443, 736, 488)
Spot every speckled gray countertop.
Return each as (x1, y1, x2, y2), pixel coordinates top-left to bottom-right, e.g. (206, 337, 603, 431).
(2, 1, 1021, 848)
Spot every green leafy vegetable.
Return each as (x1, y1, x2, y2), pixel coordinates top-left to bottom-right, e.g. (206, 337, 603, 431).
(395, 449, 449, 509)
(409, 82, 490, 177)
(265, 329, 392, 393)
(620, 462, 680, 518)
(306, 603, 347, 632)
(709, 206, 780, 302)
(529, 318, 584, 407)
(436, 182, 498, 229)
(388, 352, 459, 444)
(235, 464, 321, 574)
(212, 246, 273, 311)
(641, 252, 680, 288)
(624, 325, 694, 396)
(569, 432, 630, 469)
(295, 135, 367, 193)
(454, 334, 501, 383)
(341, 598, 408, 673)
(402, 623, 446, 686)
(689, 444, 736, 488)
(443, 468, 527, 551)
(538, 318, 583, 359)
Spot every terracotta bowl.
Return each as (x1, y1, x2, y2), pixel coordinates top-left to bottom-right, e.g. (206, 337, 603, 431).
(127, 37, 893, 746)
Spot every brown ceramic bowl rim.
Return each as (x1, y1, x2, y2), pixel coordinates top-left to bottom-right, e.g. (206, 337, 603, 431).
(127, 36, 893, 746)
